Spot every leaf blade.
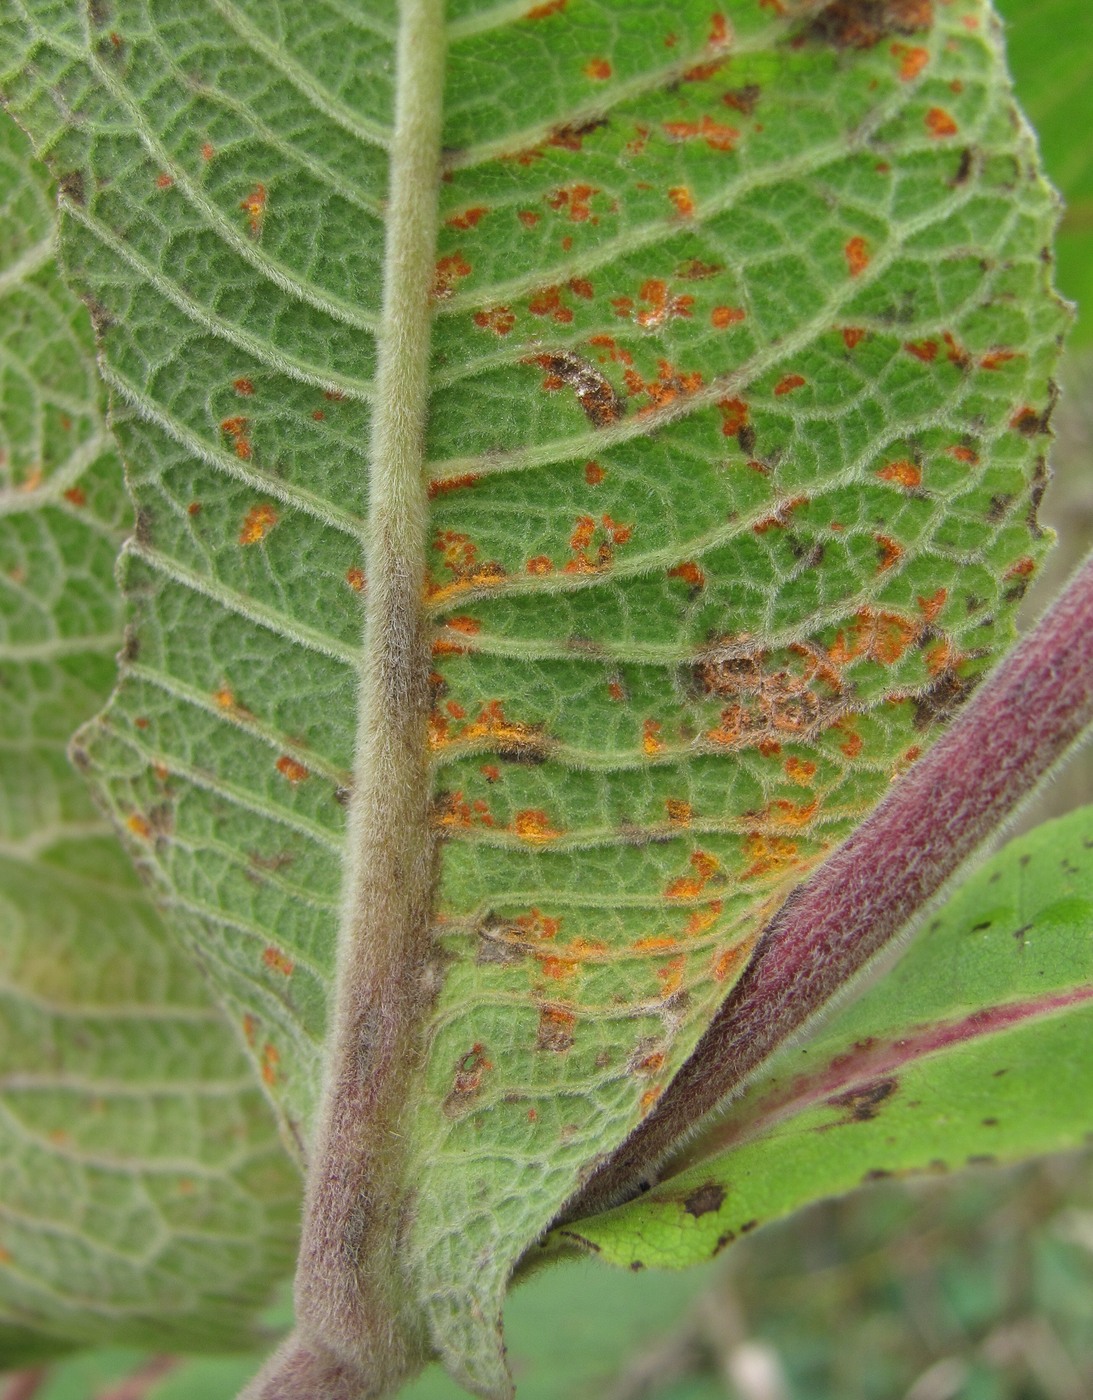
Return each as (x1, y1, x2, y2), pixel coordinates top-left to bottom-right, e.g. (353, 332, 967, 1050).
(551, 805, 1093, 1269)
(0, 110, 299, 1355)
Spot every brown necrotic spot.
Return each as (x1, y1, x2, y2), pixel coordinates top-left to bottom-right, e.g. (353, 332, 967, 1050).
(536, 1004, 576, 1053)
(683, 1182, 726, 1218)
(527, 352, 625, 427)
(912, 667, 977, 731)
(807, 0, 932, 48)
(443, 1043, 493, 1117)
(827, 1077, 898, 1123)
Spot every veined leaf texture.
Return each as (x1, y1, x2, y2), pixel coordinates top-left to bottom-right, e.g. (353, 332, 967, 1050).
(0, 0, 1067, 1392)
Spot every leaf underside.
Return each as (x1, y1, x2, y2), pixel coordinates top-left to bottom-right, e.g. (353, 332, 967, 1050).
(0, 0, 1068, 1392)
(552, 804, 1093, 1269)
(0, 113, 297, 1363)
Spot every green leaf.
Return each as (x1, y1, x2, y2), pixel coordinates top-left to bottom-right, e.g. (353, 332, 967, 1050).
(996, 0, 1093, 344)
(0, 111, 298, 1358)
(0, 0, 1068, 1391)
(551, 805, 1093, 1269)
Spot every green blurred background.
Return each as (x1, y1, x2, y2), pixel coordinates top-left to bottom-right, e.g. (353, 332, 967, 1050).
(4, 1, 1093, 1396)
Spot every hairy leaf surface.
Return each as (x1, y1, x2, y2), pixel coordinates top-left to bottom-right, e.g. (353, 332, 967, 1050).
(0, 0, 1067, 1391)
(550, 805, 1093, 1268)
(0, 112, 298, 1360)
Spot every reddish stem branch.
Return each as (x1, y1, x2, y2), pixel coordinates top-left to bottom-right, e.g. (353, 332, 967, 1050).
(562, 552, 1093, 1223)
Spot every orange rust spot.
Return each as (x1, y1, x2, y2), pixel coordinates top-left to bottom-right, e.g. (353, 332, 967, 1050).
(239, 502, 277, 545)
(63, 486, 86, 506)
(925, 639, 957, 677)
(684, 900, 722, 936)
(155, 172, 173, 189)
(663, 115, 739, 152)
(127, 813, 152, 841)
(243, 1014, 257, 1045)
(584, 460, 605, 485)
(221, 415, 253, 460)
(709, 12, 729, 44)
(642, 718, 664, 755)
(713, 944, 747, 982)
(538, 955, 577, 982)
(240, 183, 266, 238)
(447, 205, 489, 230)
(637, 278, 694, 328)
(666, 798, 693, 826)
(214, 687, 235, 710)
(711, 305, 746, 328)
(472, 305, 515, 336)
(917, 587, 947, 623)
(657, 956, 686, 998)
(668, 560, 706, 589)
(536, 1004, 576, 1052)
(546, 183, 600, 222)
(311, 409, 325, 421)
(201, 141, 215, 161)
(769, 797, 819, 828)
(516, 908, 562, 942)
(774, 373, 806, 396)
(741, 832, 799, 880)
(926, 107, 958, 138)
(481, 764, 501, 783)
(830, 609, 919, 667)
(526, 0, 567, 14)
(980, 349, 1019, 371)
(428, 472, 480, 498)
(517, 209, 541, 227)
(668, 186, 696, 217)
(345, 566, 366, 592)
(513, 808, 561, 844)
(717, 397, 749, 435)
(526, 556, 553, 575)
(758, 738, 782, 757)
(753, 495, 808, 534)
(784, 756, 817, 785)
(608, 681, 625, 702)
(665, 849, 721, 900)
(682, 56, 730, 82)
(276, 755, 310, 783)
(233, 377, 255, 395)
(263, 946, 294, 976)
(904, 339, 939, 362)
(569, 277, 594, 299)
(526, 286, 572, 324)
(133, 716, 150, 730)
(892, 42, 929, 79)
(584, 57, 612, 79)
(635, 1051, 666, 1076)
(261, 1042, 279, 1086)
(842, 326, 866, 349)
(946, 444, 979, 465)
(844, 236, 870, 277)
(1010, 405, 1042, 434)
(640, 1086, 662, 1112)
(876, 459, 922, 488)
(434, 253, 472, 298)
(1005, 555, 1036, 579)
(875, 534, 904, 572)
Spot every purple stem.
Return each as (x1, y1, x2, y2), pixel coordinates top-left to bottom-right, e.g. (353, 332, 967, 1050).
(561, 552, 1093, 1224)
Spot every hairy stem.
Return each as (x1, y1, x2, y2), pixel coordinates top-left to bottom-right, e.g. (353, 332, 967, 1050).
(561, 551, 1093, 1222)
(243, 2, 446, 1395)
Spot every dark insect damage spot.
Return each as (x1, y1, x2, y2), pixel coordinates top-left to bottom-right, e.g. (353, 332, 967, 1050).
(683, 1182, 725, 1218)
(548, 117, 608, 151)
(952, 147, 974, 186)
(527, 351, 625, 427)
(827, 1077, 898, 1123)
(629, 1260, 645, 1271)
(712, 1231, 736, 1255)
(59, 169, 86, 204)
(912, 668, 977, 731)
(807, 0, 933, 49)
